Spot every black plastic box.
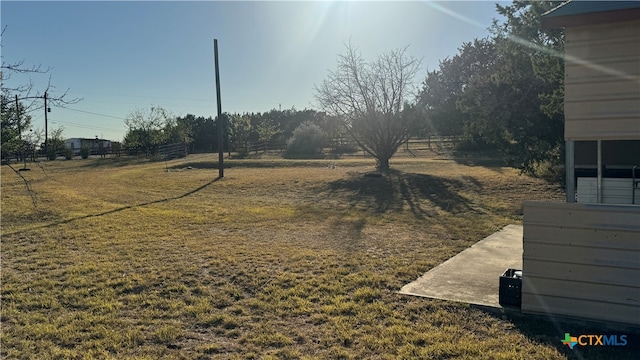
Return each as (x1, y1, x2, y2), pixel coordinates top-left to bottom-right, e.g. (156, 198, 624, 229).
(499, 268, 522, 308)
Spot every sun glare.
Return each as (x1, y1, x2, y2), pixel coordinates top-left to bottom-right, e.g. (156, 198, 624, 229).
(419, 0, 487, 29)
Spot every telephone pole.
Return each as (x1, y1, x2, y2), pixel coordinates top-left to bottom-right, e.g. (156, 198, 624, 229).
(44, 91, 48, 156)
(15, 94, 30, 170)
(15, 95, 21, 141)
(12, 92, 53, 160)
(214, 39, 224, 178)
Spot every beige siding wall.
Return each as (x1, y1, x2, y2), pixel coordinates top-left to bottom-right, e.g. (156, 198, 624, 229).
(564, 20, 640, 141)
(521, 201, 640, 326)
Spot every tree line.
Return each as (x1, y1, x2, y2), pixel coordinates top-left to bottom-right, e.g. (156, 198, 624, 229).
(195, 1, 564, 175)
(418, 1, 565, 175)
(121, 106, 353, 157)
(4, 1, 566, 178)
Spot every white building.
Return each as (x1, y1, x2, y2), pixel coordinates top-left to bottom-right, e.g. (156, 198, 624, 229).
(64, 137, 112, 155)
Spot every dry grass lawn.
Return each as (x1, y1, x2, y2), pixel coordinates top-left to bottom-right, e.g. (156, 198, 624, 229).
(1, 154, 637, 359)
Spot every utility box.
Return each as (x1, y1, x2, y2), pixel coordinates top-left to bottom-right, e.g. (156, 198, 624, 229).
(499, 268, 522, 308)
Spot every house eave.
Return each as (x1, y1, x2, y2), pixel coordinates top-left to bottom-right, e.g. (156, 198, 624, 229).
(542, 0, 640, 29)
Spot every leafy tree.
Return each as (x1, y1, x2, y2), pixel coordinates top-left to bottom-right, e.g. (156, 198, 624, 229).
(229, 113, 252, 156)
(175, 109, 337, 156)
(164, 114, 193, 145)
(1, 96, 31, 161)
(417, 1, 565, 174)
(495, 1, 565, 127)
(419, 38, 497, 140)
(315, 112, 348, 152)
(315, 43, 421, 170)
(255, 109, 282, 148)
(177, 114, 216, 153)
(46, 127, 66, 160)
(123, 106, 174, 156)
(277, 107, 318, 140)
(474, 0, 565, 173)
(285, 121, 326, 157)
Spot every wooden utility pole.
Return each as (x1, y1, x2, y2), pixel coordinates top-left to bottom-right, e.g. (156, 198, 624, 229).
(15, 95, 21, 141)
(16, 94, 29, 170)
(214, 39, 224, 178)
(44, 91, 48, 156)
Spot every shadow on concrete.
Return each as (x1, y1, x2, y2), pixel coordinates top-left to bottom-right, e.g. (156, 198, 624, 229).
(326, 169, 481, 218)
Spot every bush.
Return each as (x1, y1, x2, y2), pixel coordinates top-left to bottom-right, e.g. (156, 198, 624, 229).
(285, 122, 326, 158)
(532, 159, 565, 185)
(236, 147, 249, 158)
(80, 147, 90, 159)
(64, 148, 75, 160)
(454, 136, 495, 152)
(47, 148, 58, 160)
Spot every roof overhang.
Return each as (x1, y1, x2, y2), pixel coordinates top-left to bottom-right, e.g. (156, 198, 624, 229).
(542, 1, 640, 29)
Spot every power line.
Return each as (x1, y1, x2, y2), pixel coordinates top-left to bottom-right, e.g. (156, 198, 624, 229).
(50, 120, 123, 133)
(66, 97, 216, 110)
(60, 106, 126, 120)
(68, 90, 213, 103)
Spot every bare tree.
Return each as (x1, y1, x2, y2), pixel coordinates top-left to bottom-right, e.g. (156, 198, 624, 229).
(2, 27, 80, 111)
(315, 43, 421, 170)
(1, 26, 80, 209)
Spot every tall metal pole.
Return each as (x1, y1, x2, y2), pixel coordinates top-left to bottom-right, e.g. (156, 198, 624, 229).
(214, 39, 224, 178)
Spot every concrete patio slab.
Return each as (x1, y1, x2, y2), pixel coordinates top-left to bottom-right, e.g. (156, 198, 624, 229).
(399, 224, 523, 308)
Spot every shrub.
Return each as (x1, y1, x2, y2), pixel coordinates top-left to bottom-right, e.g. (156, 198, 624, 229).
(47, 148, 58, 160)
(285, 122, 325, 158)
(236, 147, 250, 158)
(64, 148, 75, 160)
(80, 147, 90, 159)
(454, 136, 494, 152)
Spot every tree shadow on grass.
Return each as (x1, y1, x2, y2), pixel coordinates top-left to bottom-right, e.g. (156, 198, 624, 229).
(451, 149, 508, 171)
(168, 160, 333, 170)
(61, 156, 155, 170)
(478, 308, 640, 360)
(4, 177, 222, 236)
(326, 169, 481, 219)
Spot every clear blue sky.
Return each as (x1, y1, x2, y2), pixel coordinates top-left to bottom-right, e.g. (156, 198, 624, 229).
(2, 1, 506, 141)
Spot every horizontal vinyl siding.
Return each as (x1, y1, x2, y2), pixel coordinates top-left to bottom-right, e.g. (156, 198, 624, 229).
(525, 244, 639, 270)
(565, 118, 640, 140)
(521, 294, 638, 326)
(521, 202, 640, 326)
(564, 20, 640, 141)
(567, 19, 640, 42)
(565, 61, 639, 86)
(565, 99, 639, 117)
(577, 177, 640, 204)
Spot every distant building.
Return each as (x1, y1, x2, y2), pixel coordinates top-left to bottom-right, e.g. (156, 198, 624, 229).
(65, 137, 112, 155)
